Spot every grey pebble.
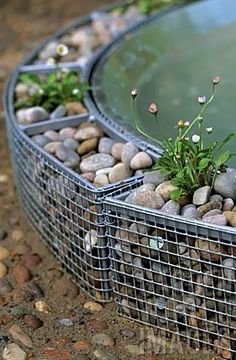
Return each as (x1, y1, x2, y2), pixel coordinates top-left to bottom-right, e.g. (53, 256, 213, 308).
(202, 214, 227, 226)
(17, 106, 49, 125)
(91, 333, 115, 347)
(98, 137, 115, 154)
(181, 204, 200, 220)
(63, 138, 79, 151)
(80, 153, 115, 173)
(55, 144, 80, 168)
(161, 200, 180, 215)
(192, 185, 211, 206)
(223, 198, 235, 212)
(222, 258, 236, 280)
(59, 318, 74, 327)
(214, 172, 236, 201)
(133, 191, 165, 209)
(32, 135, 51, 147)
(143, 170, 166, 186)
(50, 105, 66, 119)
(202, 209, 222, 219)
(209, 194, 224, 203)
(121, 142, 139, 166)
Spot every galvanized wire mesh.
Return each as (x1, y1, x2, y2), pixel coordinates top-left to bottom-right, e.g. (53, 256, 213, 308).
(7, 108, 155, 302)
(105, 192, 236, 356)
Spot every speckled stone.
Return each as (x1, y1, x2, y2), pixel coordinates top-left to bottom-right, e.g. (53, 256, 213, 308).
(125, 184, 156, 204)
(109, 163, 133, 183)
(209, 194, 224, 203)
(161, 200, 180, 215)
(80, 153, 115, 173)
(197, 201, 222, 217)
(181, 204, 200, 220)
(203, 214, 227, 226)
(192, 186, 211, 206)
(133, 191, 165, 209)
(59, 127, 77, 139)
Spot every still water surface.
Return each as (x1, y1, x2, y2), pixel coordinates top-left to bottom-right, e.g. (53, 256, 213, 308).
(92, 0, 236, 166)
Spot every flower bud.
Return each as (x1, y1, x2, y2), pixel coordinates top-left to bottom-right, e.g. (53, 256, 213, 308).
(131, 88, 138, 100)
(184, 121, 190, 127)
(56, 44, 69, 57)
(206, 127, 213, 134)
(192, 134, 200, 144)
(148, 103, 158, 115)
(198, 96, 206, 105)
(177, 120, 184, 129)
(212, 76, 220, 85)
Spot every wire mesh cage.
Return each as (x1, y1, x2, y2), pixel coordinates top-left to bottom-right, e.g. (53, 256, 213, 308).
(105, 190, 236, 357)
(6, 107, 159, 302)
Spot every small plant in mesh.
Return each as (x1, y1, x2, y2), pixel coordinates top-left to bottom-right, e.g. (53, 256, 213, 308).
(132, 76, 236, 201)
(15, 44, 90, 113)
(133, 0, 189, 15)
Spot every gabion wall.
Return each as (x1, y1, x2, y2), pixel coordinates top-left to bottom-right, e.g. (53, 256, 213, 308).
(4, 0, 236, 358)
(105, 192, 236, 356)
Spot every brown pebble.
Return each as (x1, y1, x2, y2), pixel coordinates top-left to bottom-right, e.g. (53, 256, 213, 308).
(0, 262, 7, 278)
(12, 243, 32, 256)
(52, 276, 78, 299)
(85, 319, 108, 332)
(0, 314, 15, 325)
(51, 337, 70, 346)
(12, 281, 43, 302)
(73, 339, 90, 353)
(11, 229, 24, 241)
(83, 301, 103, 312)
(43, 348, 72, 359)
(9, 323, 33, 347)
(224, 211, 236, 227)
(22, 253, 42, 268)
(24, 314, 43, 330)
(12, 265, 31, 284)
(0, 245, 9, 261)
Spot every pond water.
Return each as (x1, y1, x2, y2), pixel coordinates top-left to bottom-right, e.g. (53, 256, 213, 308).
(92, 0, 236, 166)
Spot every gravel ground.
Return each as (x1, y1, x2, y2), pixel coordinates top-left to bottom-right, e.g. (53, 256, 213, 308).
(0, 1, 219, 359)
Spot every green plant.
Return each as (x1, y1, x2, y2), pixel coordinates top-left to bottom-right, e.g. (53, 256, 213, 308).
(15, 71, 90, 113)
(15, 44, 90, 113)
(133, 76, 236, 201)
(134, 0, 185, 15)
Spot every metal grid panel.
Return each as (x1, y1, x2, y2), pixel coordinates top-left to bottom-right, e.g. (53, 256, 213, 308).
(6, 112, 153, 302)
(10, 124, 111, 301)
(105, 193, 236, 356)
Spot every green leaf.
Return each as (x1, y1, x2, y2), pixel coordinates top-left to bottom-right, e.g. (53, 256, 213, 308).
(198, 158, 211, 170)
(215, 150, 231, 168)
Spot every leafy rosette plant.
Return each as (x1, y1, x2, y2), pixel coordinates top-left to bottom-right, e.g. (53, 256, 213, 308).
(15, 44, 90, 113)
(132, 76, 236, 201)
